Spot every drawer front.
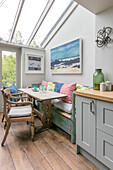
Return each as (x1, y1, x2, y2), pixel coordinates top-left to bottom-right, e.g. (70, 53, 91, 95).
(97, 130, 113, 169)
(97, 100, 113, 136)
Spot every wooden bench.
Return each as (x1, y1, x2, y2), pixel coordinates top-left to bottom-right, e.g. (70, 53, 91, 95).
(38, 92, 76, 144)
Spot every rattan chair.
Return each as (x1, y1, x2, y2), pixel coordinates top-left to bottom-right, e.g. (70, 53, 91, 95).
(1, 88, 35, 146)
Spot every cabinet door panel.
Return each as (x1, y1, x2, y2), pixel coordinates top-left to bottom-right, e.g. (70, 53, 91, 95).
(76, 96, 96, 157)
(97, 100, 113, 136)
(97, 130, 113, 169)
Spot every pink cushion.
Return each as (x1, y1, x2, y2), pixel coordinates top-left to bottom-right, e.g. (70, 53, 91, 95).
(42, 80, 48, 87)
(42, 80, 55, 87)
(60, 83, 77, 104)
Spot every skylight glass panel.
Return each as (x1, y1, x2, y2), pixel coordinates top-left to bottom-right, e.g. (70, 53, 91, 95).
(0, 0, 19, 41)
(12, 0, 48, 44)
(32, 0, 71, 47)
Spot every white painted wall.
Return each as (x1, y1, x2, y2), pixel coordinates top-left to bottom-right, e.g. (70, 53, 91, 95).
(95, 6, 113, 82)
(21, 47, 45, 88)
(45, 5, 95, 86)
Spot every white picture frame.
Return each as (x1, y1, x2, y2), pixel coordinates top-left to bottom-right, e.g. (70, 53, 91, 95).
(50, 38, 82, 74)
(25, 53, 44, 74)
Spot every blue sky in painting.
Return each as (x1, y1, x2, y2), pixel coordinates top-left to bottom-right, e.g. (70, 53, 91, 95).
(51, 39, 80, 62)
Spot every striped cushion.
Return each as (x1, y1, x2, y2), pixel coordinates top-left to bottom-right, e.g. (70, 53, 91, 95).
(60, 83, 77, 104)
(8, 105, 32, 118)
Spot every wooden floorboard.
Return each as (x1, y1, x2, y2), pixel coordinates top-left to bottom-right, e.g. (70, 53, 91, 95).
(0, 114, 99, 170)
(39, 130, 90, 170)
(49, 127, 99, 170)
(0, 122, 16, 170)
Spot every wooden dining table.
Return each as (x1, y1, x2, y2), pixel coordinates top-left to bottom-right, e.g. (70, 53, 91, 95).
(19, 88, 67, 132)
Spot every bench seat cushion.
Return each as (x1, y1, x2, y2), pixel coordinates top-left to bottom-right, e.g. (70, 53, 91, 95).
(8, 105, 32, 118)
(54, 100, 72, 114)
(51, 99, 60, 105)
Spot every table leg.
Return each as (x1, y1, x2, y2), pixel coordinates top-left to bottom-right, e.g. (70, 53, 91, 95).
(41, 100, 52, 127)
(35, 100, 52, 133)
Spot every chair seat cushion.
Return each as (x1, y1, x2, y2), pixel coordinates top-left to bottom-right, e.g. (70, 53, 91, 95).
(54, 100, 72, 114)
(8, 105, 32, 118)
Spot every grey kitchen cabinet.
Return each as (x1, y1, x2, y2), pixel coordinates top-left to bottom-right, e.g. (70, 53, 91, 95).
(76, 96, 96, 157)
(97, 100, 113, 169)
(75, 89, 113, 170)
(97, 129, 113, 170)
(97, 100, 113, 136)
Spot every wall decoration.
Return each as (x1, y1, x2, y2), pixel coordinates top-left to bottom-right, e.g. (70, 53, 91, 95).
(50, 38, 82, 74)
(25, 53, 44, 74)
(95, 27, 112, 48)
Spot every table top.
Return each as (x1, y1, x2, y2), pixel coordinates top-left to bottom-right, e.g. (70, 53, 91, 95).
(75, 89, 113, 103)
(19, 88, 67, 101)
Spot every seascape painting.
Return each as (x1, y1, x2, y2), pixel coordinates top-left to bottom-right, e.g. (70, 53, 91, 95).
(50, 38, 82, 74)
(28, 56, 41, 71)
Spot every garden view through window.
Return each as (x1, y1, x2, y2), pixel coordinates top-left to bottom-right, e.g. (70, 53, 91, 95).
(2, 51, 16, 86)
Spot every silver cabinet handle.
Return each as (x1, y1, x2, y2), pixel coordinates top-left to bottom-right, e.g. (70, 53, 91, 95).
(90, 101, 94, 114)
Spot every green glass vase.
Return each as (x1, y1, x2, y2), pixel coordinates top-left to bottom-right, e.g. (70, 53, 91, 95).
(93, 69, 104, 90)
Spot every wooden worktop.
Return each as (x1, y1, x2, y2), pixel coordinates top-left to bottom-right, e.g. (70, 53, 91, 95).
(75, 89, 113, 103)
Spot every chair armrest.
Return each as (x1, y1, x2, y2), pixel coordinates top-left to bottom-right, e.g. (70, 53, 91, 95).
(9, 95, 32, 101)
(6, 99, 34, 108)
(11, 92, 23, 96)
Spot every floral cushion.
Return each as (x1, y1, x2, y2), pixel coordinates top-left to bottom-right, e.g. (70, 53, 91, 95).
(76, 84, 90, 91)
(47, 82, 55, 91)
(42, 80, 55, 87)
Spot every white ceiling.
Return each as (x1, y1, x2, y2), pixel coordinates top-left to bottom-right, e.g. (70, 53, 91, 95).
(74, 0, 113, 14)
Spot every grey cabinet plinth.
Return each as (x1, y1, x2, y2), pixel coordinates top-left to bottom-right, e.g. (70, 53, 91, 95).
(76, 96, 96, 157)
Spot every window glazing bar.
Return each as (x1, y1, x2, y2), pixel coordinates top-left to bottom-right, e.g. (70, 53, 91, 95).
(41, 0, 76, 47)
(26, 0, 55, 46)
(9, 0, 25, 42)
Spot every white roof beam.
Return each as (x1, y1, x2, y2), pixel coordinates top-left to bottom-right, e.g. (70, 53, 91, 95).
(26, 0, 55, 46)
(9, 0, 25, 42)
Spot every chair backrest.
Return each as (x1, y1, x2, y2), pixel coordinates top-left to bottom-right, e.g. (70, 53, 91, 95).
(1, 88, 11, 95)
(1, 88, 11, 103)
(1, 88, 11, 118)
